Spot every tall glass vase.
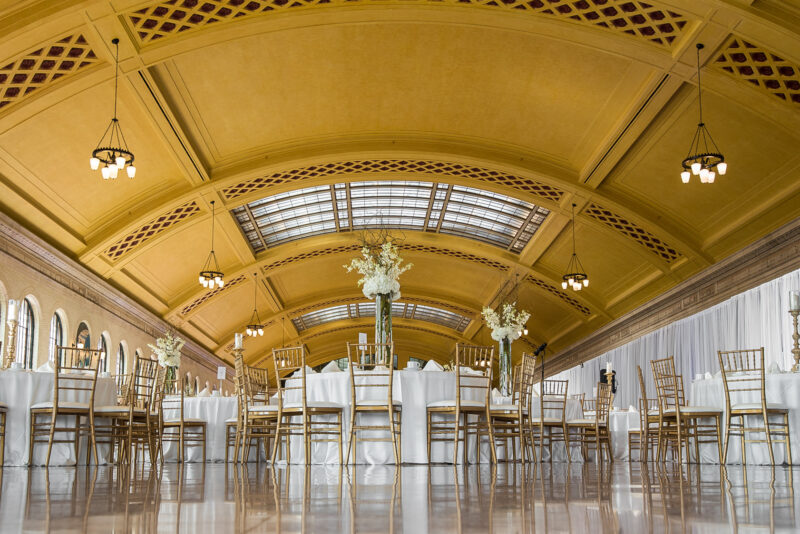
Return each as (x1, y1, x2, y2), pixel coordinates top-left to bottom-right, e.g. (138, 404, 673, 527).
(498, 337, 512, 397)
(165, 365, 177, 394)
(375, 293, 393, 365)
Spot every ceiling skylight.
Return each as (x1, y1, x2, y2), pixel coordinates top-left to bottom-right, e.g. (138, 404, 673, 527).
(292, 301, 472, 333)
(232, 181, 549, 253)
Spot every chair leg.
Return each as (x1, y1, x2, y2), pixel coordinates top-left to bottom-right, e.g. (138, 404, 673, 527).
(346, 409, 357, 465)
(452, 412, 461, 465)
(426, 410, 432, 463)
(563, 423, 571, 462)
(722, 414, 731, 464)
(271, 416, 282, 464)
(763, 410, 775, 466)
(784, 413, 792, 465)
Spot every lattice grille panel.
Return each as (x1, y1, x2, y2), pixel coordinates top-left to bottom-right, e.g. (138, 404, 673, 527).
(525, 276, 591, 316)
(583, 203, 680, 263)
(125, 0, 689, 49)
(103, 201, 201, 260)
(0, 33, 100, 111)
(180, 274, 246, 316)
(222, 159, 564, 205)
(304, 323, 458, 342)
(261, 242, 508, 273)
(714, 36, 800, 106)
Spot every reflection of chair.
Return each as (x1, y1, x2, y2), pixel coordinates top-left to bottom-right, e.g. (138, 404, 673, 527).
(724, 466, 796, 531)
(718, 348, 792, 465)
(156, 375, 207, 463)
(427, 344, 496, 464)
(29, 346, 101, 466)
(345, 341, 401, 464)
(567, 382, 613, 463)
(271, 346, 344, 464)
(347, 465, 400, 534)
(652, 356, 723, 464)
(531, 379, 570, 462)
(486, 352, 537, 462)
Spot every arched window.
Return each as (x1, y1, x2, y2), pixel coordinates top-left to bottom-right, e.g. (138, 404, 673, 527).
(16, 298, 36, 369)
(49, 312, 63, 362)
(76, 321, 90, 349)
(116, 343, 126, 378)
(98, 335, 109, 372)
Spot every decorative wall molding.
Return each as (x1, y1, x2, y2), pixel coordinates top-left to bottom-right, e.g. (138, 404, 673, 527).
(0, 211, 228, 374)
(546, 217, 800, 376)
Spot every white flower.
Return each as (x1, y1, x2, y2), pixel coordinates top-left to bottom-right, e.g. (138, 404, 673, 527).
(148, 331, 184, 368)
(344, 242, 412, 300)
(482, 302, 531, 342)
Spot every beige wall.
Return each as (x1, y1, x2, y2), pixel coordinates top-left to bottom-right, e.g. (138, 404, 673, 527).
(0, 215, 231, 392)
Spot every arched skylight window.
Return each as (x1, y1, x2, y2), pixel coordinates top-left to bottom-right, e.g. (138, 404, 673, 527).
(232, 181, 549, 253)
(292, 301, 471, 333)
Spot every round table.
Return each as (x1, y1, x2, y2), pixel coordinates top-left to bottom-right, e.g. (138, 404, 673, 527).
(162, 396, 238, 463)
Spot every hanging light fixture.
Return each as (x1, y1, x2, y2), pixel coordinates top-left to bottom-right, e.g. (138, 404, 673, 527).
(198, 201, 224, 289)
(561, 203, 589, 292)
(90, 38, 136, 179)
(680, 43, 727, 184)
(245, 273, 264, 337)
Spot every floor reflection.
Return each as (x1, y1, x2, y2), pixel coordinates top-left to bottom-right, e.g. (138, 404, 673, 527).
(0, 461, 797, 532)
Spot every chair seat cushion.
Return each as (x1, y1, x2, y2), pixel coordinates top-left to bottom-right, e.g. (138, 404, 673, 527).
(0, 401, 7, 411)
(529, 417, 563, 424)
(31, 401, 89, 411)
(680, 405, 723, 414)
(247, 404, 278, 412)
(731, 402, 788, 412)
(164, 418, 206, 425)
(490, 404, 526, 414)
(427, 399, 485, 409)
(567, 418, 600, 425)
(94, 405, 145, 415)
(355, 399, 402, 407)
(225, 417, 238, 424)
(283, 401, 343, 410)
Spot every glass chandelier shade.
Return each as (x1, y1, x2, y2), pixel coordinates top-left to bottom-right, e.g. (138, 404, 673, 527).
(680, 43, 727, 184)
(90, 38, 136, 179)
(561, 203, 589, 292)
(246, 273, 264, 337)
(198, 201, 224, 289)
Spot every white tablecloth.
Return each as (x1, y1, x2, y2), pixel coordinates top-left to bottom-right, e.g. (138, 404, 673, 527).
(0, 370, 116, 466)
(162, 396, 238, 463)
(691, 373, 800, 465)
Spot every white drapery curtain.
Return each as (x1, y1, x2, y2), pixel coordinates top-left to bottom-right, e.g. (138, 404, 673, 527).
(550, 267, 800, 409)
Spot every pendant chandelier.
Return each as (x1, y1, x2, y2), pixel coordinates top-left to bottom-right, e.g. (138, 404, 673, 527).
(89, 38, 136, 179)
(680, 43, 727, 184)
(561, 203, 589, 292)
(245, 273, 264, 337)
(198, 201, 224, 289)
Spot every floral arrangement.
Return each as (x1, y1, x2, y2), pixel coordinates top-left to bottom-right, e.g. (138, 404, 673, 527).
(482, 302, 531, 342)
(344, 241, 412, 300)
(148, 330, 185, 368)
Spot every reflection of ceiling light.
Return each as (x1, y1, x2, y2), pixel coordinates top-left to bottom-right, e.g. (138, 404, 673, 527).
(561, 203, 589, 292)
(90, 39, 136, 180)
(198, 201, 224, 289)
(246, 273, 264, 337)
(680, 43, 727, 184)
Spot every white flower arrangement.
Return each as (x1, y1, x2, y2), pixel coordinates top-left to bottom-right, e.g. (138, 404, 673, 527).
(344, 241, 412, 300)
(482, 302, 531, 342)
(148, 331, 185, 368)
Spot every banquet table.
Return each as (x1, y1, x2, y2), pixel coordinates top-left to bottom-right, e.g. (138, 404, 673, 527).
(162, 396, 238, 463)
(0, 370, 116, 466)
(690, 372, 800, 465)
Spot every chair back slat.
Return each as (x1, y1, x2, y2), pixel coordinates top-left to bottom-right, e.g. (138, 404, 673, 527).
(129, 355, 159, 411)
(518, 353, 537, 410)
(272, 346, 307, 410)
(347, 341, 394, 405)
(54, 346, 101, 407)
(717, 348, 767, 410)
(596, 382, 613, 424)
(454, 344, 493, 408)
(539, 379, 568, 421)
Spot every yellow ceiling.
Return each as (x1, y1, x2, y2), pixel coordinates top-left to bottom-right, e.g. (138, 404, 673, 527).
(1, 0, 800, 373)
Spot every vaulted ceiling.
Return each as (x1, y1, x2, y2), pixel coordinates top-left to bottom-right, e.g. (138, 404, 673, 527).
(1, 0, 799, 370)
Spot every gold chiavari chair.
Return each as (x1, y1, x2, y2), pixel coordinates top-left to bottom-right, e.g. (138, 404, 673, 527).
(426, 344, 496, 464)
(567, 382, 613, 463)
(718, 348, 792, 465)
(635, 365, 660, 463)
(155, 373, 207, 463)
(345, 341, 402, 464)
(94, 355, 159, 466)
(531, 379, 570, 462)
(240, 362, 279, 462)
(485, 352, 537, 462)
(271, 345, 345, 464)
(29, 345, 102, 466)
(582, 398, 597, 419)
(225, 358, 243, 464)
(651, 356, 723, 464)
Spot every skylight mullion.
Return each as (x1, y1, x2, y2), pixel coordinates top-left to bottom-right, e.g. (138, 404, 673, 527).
(435, 184, 454, 232)
(422, 184, 437, 229)
(329, 184, 341, 232)
(507, 203, 540, 251)
(243, 204, 269, 251)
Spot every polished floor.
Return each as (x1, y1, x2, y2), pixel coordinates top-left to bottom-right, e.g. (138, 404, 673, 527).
(0, 461, 797, 533)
